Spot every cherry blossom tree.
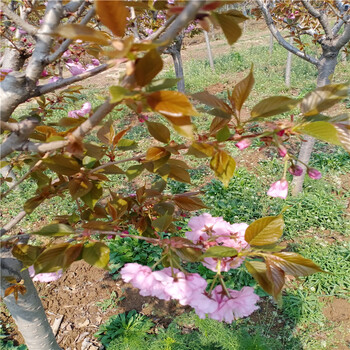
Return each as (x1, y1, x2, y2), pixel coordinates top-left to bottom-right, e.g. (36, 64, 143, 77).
(0, 1, 349, 349)
(255, 0, 350, 194)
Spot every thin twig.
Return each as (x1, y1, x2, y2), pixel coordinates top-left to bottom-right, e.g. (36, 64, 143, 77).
(90, 154, 145, 173)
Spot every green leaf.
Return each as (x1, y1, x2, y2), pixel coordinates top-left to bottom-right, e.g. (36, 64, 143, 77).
(12, 244, 43, 268)
(34, 243, 70, 273)
(32, 223, 74, 237)
(117, 139, 137, 150)
(146, 121, 171, 143)
(153, 214, 172, 232)
(126, 164, 144, 180)
(251, 96, 299, 119)
(212, 11, 242, 45)
(210, 150, 236, 187)
(81, 182, 103, 209)
(56, 24, 110, 45)
(109, 86, 129, 103)
(232, 64, 254, 112)
(168, 165, 191, 183)
(173, 195, 207, 211)
(83, 242, 110, 269)
(171, 237, 202, 262)
(100, 164, 124, 174)
(245, 260, 273, 295)
(95, 0, 128, 37)
(215, 125, 231, 142)
(147, 91, 198, 117)
(187, 142, 215, 158)
(135, 49, 163, 87)
(301, 83, 348, 116)
(146, 78, 180, 92)
(201, 245, 238, 259)
(43, 155, 81, 176)
(294, 121, 341, 145)
(245, 215, 284, 246)
(270, 252, 324, 276)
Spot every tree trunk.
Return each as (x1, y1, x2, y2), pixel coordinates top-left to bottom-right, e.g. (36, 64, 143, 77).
(285, 37, 293, 87)
(171, 50, 185, 93)
(204, 30, 215, 71)
(269, 32, 274, 54)
(291, 51, 338, 195)
(1, 249, 61, 350)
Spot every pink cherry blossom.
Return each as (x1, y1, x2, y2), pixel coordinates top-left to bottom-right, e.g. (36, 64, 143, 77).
(91, 58, 100, 66)
(235, 139, 251, 150)
(28, 266, 63, 283)
(62, 50, 71, 58)
(68, 102, 91, 118)
(120, 263, 170, 300)
(288, 165, 303, 176)
(41, 70, 48, 77)
(203, 256, 244, 272)
(267, 179, 288, 199)
(49, 76, 60, 83)
(189, 293, 218, 318)
(66, 61, 85, 76)
(215, 222, 249, 249)
(278, 145, 287, 158)
(208, 285, 259, 323)
(307, 168, 322, 180)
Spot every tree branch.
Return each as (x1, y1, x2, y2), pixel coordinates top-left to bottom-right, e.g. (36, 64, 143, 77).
(46, 6, 96, 64)
(0, 3, 37, 36)
(0, 210, 27, 236)
(300, 0, 333, 39)
(25, 0, 64, 81)
(90, 154, 145, 173)
(157, 0, 204, 52)
(0, 118, 39, 159)
(334, 22, 350, 50)
(0, 121, 20, 133)
(255, 0, 319, 66)
(63, 0, 85, 14)
(21, 140, 69, 153)
(38, 63, 110, 95)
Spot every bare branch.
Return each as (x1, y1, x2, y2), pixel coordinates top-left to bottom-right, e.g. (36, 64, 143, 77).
(46, 6, 96, 64)
(0, 121, 20, 133)
(90, 154, 145, 173)
(0, 211, 27, 236)
(63, 0, 85, 14)
(334, 22, 350, 50)
(72, 99, 117, 139)
(157, 0, 204, 52)
(22, 140, 68, 153)
(300, 0, 333, 39)
(38, 63, 110, 95)
(0, 118, 39, 159)
(255, 0, 319, 66)
(147, 15, 176, 41)
(1, 156, 48, 199)
(25, 0, 64, 81)
(0, 3, 37, 36)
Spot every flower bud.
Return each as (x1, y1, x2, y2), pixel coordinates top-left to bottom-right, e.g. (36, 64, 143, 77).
(307, 168, 322, 180)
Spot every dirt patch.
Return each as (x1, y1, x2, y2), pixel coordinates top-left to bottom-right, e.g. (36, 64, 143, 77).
(0, 261, 190, 349)
(323, 298, 350, 350)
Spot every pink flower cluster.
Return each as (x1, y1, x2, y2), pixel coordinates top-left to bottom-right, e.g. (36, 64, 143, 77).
(65, 58, 100, 76)
(68, 102, 91, 118)
(28, 266, 63, 283)
(120, 263, 259, 323)
(185, 214, 249, 272)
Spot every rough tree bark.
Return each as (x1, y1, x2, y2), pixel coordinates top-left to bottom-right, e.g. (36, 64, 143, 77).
(204, 30, 215, 71)
(1, 249, 62, 350)
(166, 34, 185, 93)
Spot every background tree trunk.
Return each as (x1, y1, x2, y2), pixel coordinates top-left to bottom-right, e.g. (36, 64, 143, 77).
(167, 34, 185, 93)
(1, 249, 61, 350)
(291, 52, 339, 195)
(285, 37, 293, 87)
(204, 30, 215, 71)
